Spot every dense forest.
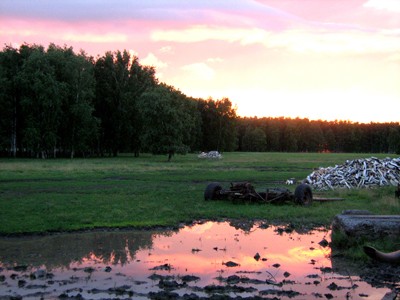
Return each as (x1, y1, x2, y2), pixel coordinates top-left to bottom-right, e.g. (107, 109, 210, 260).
(0, 43, 399, 158)
(238, 117, 400, 153)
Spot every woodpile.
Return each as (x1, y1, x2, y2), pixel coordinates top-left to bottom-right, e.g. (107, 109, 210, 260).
(305, 157, 400, 191)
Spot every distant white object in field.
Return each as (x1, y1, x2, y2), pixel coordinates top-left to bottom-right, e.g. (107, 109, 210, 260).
(198, 151, 222, 159)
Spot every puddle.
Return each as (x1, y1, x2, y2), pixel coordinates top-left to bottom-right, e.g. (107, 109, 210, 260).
(0, 221, 395, 299)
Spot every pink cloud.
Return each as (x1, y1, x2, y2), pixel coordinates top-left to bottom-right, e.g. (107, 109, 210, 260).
(1, 0, 399, 122)
(364, 0, 400, 12)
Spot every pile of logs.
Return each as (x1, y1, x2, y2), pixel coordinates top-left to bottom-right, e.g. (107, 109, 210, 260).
(305, 157, 400, 191)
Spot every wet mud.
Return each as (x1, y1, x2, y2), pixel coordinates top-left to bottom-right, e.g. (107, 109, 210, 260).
(0, 221, 399, 299)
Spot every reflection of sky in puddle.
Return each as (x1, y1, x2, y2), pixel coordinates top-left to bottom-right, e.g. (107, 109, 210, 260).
(0, 221, 392, 299)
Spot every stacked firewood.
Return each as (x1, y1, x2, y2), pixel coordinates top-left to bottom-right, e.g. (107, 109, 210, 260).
(305, 157, 400, 191)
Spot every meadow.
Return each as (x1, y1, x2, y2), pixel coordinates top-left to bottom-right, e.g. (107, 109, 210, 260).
(0, 152, 399, 235)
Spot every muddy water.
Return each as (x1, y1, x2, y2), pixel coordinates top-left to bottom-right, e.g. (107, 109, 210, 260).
(0, 221, 393, 299)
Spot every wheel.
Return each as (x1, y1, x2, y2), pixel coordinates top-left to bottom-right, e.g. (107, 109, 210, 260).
(204, 182, 222, 201)
(294, 184, 313, 206)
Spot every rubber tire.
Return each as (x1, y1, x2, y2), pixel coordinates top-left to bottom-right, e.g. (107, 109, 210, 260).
(204, 182, 222, 201)
(294, 184, 313, 206)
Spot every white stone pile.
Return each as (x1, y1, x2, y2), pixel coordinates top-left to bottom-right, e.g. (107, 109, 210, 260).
(305, 157, 400, 191)
(198, 151, 222, 159)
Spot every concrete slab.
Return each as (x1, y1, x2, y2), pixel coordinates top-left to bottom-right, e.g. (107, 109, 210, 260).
(332, 210, 400, 239)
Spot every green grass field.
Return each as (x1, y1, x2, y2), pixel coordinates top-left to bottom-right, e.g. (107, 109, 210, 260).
(0, 152, 399, 235)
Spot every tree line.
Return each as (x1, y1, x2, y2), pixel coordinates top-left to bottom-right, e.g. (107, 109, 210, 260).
(0, 43, 399, 158)
(0, 43, 237, 159)
(238, 117, 400, 154)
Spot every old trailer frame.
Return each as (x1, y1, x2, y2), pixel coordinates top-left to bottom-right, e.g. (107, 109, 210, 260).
(204, 182, 313, 206)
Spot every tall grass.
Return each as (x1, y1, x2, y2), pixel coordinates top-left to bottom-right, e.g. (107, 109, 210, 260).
(0, 152, 398, 234)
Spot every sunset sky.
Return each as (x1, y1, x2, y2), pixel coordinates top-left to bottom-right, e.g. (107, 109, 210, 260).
(1, 0, 399, 123)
